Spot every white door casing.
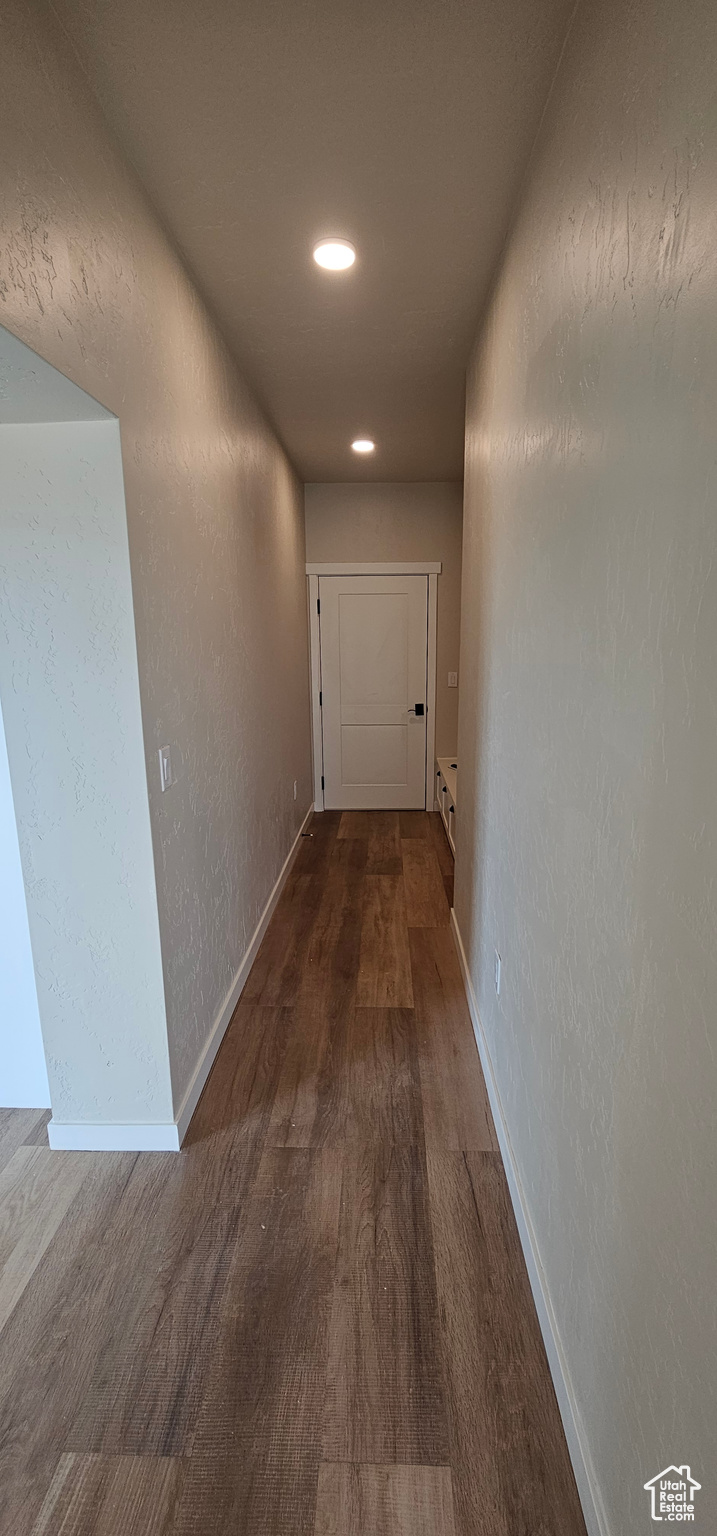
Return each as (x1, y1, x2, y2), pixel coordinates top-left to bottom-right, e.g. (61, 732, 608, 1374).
(316, 572, 430, 810)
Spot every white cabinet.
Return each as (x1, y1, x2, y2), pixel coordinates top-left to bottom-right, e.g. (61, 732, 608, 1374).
(435, 756, 457, 856)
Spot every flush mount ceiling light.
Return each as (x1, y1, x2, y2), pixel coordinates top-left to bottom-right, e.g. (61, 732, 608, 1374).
(313, 238, 356, 271)
(351, 438, 375, 453)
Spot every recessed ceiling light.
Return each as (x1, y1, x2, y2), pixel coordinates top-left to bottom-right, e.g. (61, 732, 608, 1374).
(351, 438, 375, 453)
(313, 239, 356, 271)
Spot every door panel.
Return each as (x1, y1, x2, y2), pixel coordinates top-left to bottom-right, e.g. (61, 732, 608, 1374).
(341, 724, 408, 786)
(320, 575, 427, 809)
(338, 593, 408, 722)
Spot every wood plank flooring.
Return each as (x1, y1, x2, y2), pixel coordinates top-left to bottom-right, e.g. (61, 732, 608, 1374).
(0, 810, 586, 1536)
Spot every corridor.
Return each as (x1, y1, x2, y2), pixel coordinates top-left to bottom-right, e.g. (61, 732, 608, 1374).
(0, 810, 584, 1535)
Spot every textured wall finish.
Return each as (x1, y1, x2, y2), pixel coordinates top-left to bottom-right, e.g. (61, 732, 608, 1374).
(0, 696, 50, 1109)
(456, 0, 717, 1529)
(305, 482, 463, 757)
(0, 0, 312, 1119)
(0, 421, 172, 1123)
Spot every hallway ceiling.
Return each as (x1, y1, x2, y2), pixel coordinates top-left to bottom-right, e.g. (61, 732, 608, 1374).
(49, 0, 574, 481)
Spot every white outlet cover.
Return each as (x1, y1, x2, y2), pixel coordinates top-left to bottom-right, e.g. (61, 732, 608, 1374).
(448, 671, 458, 688)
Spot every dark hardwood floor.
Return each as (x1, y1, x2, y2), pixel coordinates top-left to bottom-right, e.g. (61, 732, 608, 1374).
(0, 810, 586, 1535)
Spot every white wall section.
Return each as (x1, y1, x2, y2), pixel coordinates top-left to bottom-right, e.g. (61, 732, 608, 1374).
(0, 0, 312, 1126)
(0, 698, 50, 1109)
(456, 0, 717, 1529)
(305, 483, 462, 757)
(0, 418, 172, 1124)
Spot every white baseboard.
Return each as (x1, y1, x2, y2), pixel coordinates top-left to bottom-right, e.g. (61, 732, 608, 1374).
(48, 1119, 180, 1152)
(173, 803, 314, 1144)
(449, 907, 610, 1536)
(48, 806, 314, 1156)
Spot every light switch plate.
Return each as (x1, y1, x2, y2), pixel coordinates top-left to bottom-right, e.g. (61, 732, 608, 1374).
(448, 671, 458, 688)
(158, 745, 173, 792)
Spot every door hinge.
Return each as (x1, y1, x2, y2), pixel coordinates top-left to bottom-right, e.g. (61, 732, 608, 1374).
(321, 774, 325, 790)
(317, 598, 321, 614)
(319, 689, 322, 706)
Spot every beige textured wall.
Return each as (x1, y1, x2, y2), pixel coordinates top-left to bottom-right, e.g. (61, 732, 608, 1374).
(305, 482, 463, 758)
(0, 0, 312, 1119)
(456, 0, 717, 1529)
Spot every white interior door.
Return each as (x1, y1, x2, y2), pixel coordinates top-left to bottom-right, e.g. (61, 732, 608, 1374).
(319, 573, 428, 809)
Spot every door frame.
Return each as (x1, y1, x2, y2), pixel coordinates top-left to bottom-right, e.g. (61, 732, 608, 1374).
(306, 562, 440, 812)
